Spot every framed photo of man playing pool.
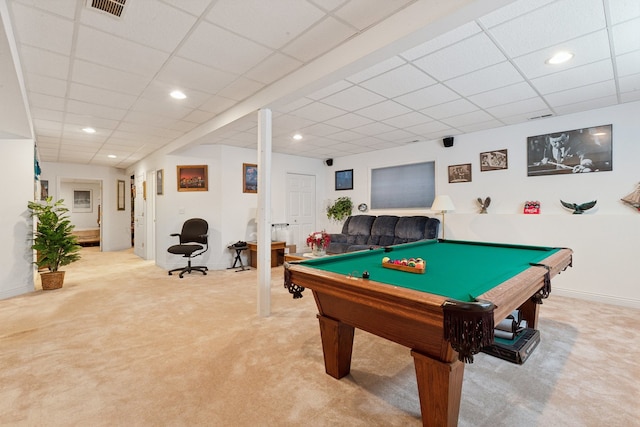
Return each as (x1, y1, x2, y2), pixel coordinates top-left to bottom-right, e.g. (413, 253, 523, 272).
(526, 124, 612, 176)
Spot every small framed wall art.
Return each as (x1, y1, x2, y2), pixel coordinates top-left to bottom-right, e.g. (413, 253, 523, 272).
(243, 163, 257, 193)
(335, 169, 353, 190)
(117, 180, 125, 210)
(177, 165, 208, 192)
(156, 169, 163, 195)
(448, 163, 472, 183)
(480, 149, 508, 171)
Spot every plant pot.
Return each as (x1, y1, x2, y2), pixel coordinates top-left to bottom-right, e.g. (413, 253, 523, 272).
(312, 247, 326, 257)
(40, 271, 65, 290)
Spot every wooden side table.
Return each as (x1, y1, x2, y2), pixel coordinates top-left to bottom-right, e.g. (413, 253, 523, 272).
(247, 241, 286, 268)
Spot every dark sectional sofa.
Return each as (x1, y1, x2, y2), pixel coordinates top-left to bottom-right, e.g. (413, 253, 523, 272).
(327, 215, 440, 254)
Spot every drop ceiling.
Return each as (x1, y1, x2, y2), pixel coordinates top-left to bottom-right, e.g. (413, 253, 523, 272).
(2, 0, 639, 169)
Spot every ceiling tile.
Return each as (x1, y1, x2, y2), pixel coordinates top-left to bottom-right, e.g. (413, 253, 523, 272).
(19, 46, 70, 80)
(64, 114, 119, 130)
(281, 17, 354, 62)
(158, 57, 238, 95)
(400, 21, 481, 61)
(217, 77, 265, 101)
(198, 95, 237, 115)
(290, 102, 347, 122)
(413, 33, 506, 81)
(80, 0, 197, 53)
(334, 0, 413, 30)
(299, 122, 343, 136)
(394, 84, 459, 110)
(66, 99, 128, 121)
(360, 64, 436, 98)
(455, 119, 503, 133)
(486, 97, 549, 119)
(616, 50, 640, 77)
(69, 82, 138, 110)
(441, 110, 495, 128)
(488, 0, 606, 57)
(245, 53, 303, 85)
(468, 82, 538, 109)
(445, 61, 523, 96)
(552, 95, 618, 115)
(420, 98, 478, 120)
(354, 100, 412, 121)
(30, 107, 64, 122)
(26, 74, 67, 98)
(608, 0, 640, 25)
(324, 113, 373, 129)
(376, 128, 419, 142)
(28, 92, 65, 111)
(207, 0, 325, 49)
(308, 80, 353, 100)
(381, 111, 432, 128)
(531, 60, 614, 95)
(612, 18, 640, 55)
(544, 80, 617, 107)
(618, 72, 640, 93)
(178, 21, 273, 74)
(514, 30, 611, 80)
(350, 121, 396, 136)
(71, 60, 150, 96)
(321, 86, 386, 111)
(346, 56, 406, 83)
(11, 3, 74, 54)
(478, 0, 556, 28)
(161, 0, 212, 16)
(75, 26, 169, 79)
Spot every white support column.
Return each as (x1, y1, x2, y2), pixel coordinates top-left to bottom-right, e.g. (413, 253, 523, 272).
(257, 108, 272, 317)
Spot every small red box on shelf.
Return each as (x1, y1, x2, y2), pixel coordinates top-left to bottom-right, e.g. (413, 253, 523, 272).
(523, 201, 540, 214)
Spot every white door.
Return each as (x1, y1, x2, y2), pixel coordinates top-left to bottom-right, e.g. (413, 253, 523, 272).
(133, 172, 146, 258)
(286, 173, 316, 253)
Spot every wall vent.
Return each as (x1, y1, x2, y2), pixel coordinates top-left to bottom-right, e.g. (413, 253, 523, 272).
(87, 0, 127, 18)
(528, 113, 553, 120)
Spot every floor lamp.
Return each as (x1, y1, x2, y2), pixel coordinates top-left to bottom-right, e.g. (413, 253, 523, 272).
(431, 195, 455, 239)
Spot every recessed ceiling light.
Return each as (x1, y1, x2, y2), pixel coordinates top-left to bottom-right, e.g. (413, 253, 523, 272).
(170, 90, 187, 99)
(293, 133, 303, 141)
(546, 51, 574, 65)
(108, 154, 117, 159)
(82, 127, 96, 134)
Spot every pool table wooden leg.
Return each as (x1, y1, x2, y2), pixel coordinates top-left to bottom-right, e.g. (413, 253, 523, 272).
(411, 350, 464, 427)
(518, 297, 540, 329)
(317, 314, 355, 379)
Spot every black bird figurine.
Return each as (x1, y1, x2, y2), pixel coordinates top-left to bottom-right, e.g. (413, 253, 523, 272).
(477, 197, 491, 214)
(560, 200, 597, 214)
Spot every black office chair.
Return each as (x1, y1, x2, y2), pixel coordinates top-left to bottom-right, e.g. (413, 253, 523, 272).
(168, 218, 209, 278)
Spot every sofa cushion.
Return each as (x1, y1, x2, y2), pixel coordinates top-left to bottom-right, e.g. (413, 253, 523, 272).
(368, 215, 399, 246)
(345, 215, 376, 245)
(392, 216, 428, 245)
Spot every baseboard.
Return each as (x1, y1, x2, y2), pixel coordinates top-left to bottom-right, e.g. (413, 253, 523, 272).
(553, 287, 640, 309)
(0, 283, 35, 300)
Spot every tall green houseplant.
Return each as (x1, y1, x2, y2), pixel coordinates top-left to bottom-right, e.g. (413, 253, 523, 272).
(28, 197, 81, 289)
(326, 196, 353, 222)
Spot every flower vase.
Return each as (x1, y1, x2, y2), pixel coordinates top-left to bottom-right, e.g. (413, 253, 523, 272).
(312, 247, 326, 257)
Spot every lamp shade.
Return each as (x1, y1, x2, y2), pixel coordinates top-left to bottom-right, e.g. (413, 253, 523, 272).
(431, 195, 455, 212)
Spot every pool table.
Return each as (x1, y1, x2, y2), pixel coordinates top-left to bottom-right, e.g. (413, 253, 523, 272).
(284, 239, 572, 427)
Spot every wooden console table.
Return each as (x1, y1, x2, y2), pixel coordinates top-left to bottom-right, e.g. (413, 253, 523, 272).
(247, 241, 286, 268)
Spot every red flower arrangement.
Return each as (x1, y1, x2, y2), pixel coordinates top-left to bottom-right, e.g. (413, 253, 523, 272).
(306, 230, 330, 250)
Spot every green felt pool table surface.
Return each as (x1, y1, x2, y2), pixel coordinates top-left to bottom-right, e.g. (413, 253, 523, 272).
(296, 239, 562, 302)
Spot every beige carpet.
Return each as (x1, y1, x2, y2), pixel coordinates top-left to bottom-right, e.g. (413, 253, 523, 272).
(1, 247, 638, 426)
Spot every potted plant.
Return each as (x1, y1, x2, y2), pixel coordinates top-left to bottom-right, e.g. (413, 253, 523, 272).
(306, 230, 331, 256)
(28, 197, 81, 290)
(326, 196, 353, 222)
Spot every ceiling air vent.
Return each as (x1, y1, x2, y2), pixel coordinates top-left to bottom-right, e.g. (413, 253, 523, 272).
(87, 0, 127, 18)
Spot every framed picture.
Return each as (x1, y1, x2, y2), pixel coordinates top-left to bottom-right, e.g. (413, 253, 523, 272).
(527, 124, 612, 176)
(177, 165, 208, 191)
(448, 163, 472, 183)
(73, 189, 92, 212)
(243, 163, 257, 193)
(335, 169, 353, 190)
(156, 169, 163, 195)
(117, 180, 125, 211)
(40, 180, 49, 200)
(480, 149, 508, 171)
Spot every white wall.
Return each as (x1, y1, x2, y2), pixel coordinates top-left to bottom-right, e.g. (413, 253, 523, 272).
(325, 101, 640, 308)
(130, 144, 326, 271)
(40, 162, 131, 252)
(0, 139, 34, 299)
